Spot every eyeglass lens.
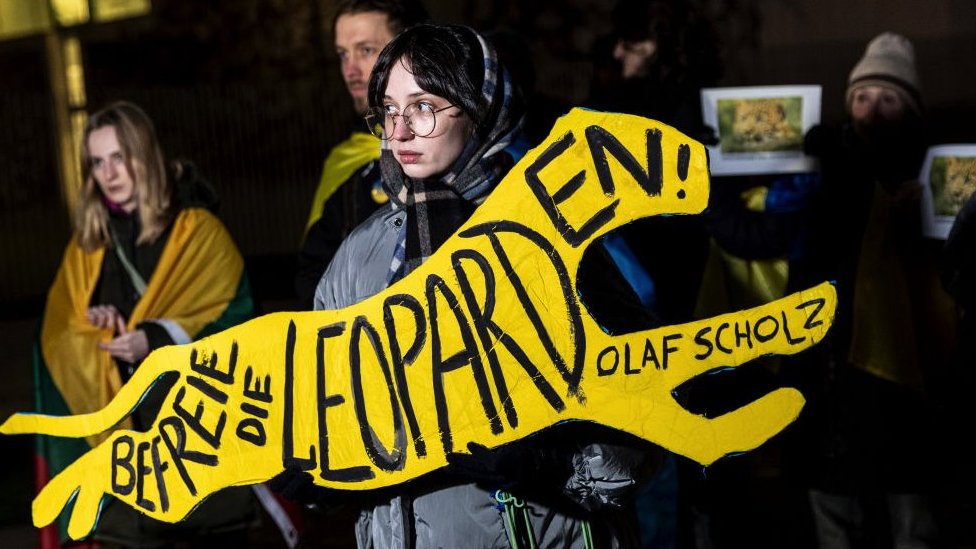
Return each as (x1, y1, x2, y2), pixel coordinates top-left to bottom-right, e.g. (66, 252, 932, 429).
(367, 104, 441, 139)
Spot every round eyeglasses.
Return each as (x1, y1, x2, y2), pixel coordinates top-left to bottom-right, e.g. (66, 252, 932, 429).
(364, 102, 457, 140)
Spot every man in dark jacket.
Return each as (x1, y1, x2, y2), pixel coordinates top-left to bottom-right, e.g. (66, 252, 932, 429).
(295, 0, 428, 308)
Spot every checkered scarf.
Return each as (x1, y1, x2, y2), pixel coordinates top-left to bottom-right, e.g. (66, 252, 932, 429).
(382, 28, 523, 282)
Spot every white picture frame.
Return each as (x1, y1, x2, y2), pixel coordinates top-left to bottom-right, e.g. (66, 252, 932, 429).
(920, 144, 976, 239)
(700, 85, 822, 176)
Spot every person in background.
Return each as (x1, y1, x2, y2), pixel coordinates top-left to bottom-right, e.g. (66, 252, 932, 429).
(581, 0, 718, 333)
(295, 0, 429, 308)
(285, 23, 658, 547)
(784, 32, 954, 548)
(587, 0, 721, 144)
(584, 2, 722, 546)
(687, 168, 820, 548)
(34, 101, 257, 548)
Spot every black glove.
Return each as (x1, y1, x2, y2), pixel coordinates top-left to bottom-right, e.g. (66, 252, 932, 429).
(268, 465, 335, 508)
(446, 441, 570, 493)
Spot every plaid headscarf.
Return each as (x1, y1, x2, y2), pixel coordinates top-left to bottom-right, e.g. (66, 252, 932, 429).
(381, 27, 524, 282)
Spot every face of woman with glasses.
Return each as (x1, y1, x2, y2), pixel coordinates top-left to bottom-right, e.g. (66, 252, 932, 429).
(378, 59, 474, 180)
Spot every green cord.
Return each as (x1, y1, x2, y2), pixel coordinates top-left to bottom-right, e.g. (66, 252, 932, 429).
(495, 490, 537, 549)
(519, 501, 537, 549)
(495, 490, 594, 549)
(580, 518, 594, 549)
(495, 490, 521, 548)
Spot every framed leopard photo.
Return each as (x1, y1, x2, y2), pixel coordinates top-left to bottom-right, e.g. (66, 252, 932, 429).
(920, 145, 976, 239)
(701, 85, 821, 176)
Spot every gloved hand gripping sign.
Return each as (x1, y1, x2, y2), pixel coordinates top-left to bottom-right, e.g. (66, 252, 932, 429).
(2, 109, 836, 540)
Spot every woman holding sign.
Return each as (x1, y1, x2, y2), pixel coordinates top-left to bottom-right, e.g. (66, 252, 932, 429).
(35, 101, 257, 547)
(306, 24, 653, 549)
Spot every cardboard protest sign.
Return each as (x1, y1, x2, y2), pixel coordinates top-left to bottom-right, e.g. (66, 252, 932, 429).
(1, 108, 836, 540)
(920, 144, 976, 239)
(701, 85, 821, 175)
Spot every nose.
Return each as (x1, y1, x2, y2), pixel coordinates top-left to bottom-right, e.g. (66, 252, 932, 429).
(612, 40, 625, 60)
(864, 98, 885, 121)
(343, 57, 363, 80)
(389, 115, 414, 141)
(103, 161, 117, 180)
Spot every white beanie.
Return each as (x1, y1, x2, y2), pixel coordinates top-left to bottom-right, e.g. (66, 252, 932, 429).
(846, 32, 921, 115)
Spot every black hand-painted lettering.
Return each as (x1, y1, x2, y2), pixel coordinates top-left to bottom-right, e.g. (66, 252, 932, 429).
(693, 327, 713, 360)
(243, 366, 272, 403)
(453, 244, 569, 406)
(236, 417, 266, 446)
(186, 376, 228, 405)
(136, 441, 155, 511)
(524, 130, 618, 247)
(453, 248, 567, 415)
(383, 294, 428, 458)
(112, 435, 136, 496)
(451, 249, 517, 428)
(643, 338, 661, 369)
(172, 386, 226, 450)
(753, 315, 779, 343)
(283, 321, 315, 469)
(624, 343, 641, 374)
(316, 322, 374, 482)
(350, 316, 407, 472)
(734, 320, 753, 349)
(189, 343, 235, 385)
(624, 343, 642, 376)
(798, 298, 826, 329)
(781, 310, 806, 345)
(661, 334, 682, 370)
(189, 348, 216, 377)
(158, 416, 218, 497)
(677, 143, 690, 182)
(241, 402, 268, 419)
(237, 398, 269, 447)
(585, 125, 663, 196)
(150, 436, 170, 513)
(715, 323, 733, 354)
(597, 346, 619, 376)
(460, 221, 586, 400)
(428, 274, 502, 454)
(551, 170, 587, 204)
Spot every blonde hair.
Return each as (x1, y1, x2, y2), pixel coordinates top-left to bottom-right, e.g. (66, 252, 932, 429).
(75, 101, 174, 252)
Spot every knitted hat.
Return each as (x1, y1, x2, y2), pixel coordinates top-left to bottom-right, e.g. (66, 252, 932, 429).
(846, 32, 921, 115)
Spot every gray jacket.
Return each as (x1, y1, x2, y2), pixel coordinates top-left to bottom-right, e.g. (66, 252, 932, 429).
(315, 206, 646, 549)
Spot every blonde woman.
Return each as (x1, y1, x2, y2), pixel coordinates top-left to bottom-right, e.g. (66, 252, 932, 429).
(35, 101, 256, 547)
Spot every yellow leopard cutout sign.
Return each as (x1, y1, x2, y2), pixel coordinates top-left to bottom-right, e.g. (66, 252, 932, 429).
(2, 108, 835, 540)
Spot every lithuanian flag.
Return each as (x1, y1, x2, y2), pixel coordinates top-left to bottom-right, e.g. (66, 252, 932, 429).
(33, 208, 254, 547)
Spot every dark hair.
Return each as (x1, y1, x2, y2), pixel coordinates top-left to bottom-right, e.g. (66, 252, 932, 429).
(612, 0, 678, 66)
(331, 0, 429, 36)
(368, 24, 487, 128)
(611, 0, 723, 85)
